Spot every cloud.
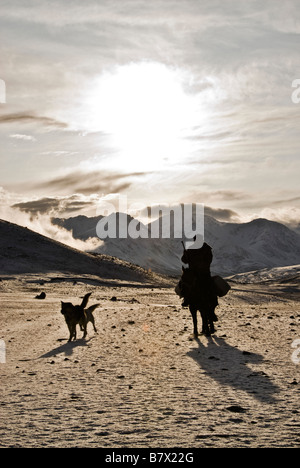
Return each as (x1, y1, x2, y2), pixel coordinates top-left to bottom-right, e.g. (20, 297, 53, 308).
(0, 112, 68, 129)
(10, 169, 150, 217)
(136, 202, 240, 224)
(0, 1, 221, 28)
(5, 206, 102, 251)
(32, 170, 148, 196)
(272, 196, 300, 206)
(0, 189, 102, 251)
(9, 133, 37, 142)
(204, 206, 240, 222)
(185, 190, 249, 204)
(11, 194, 99, 217)
(1, 0, 300, 223)
(13, 197, 62, 215)
(253, 207, 300, 230)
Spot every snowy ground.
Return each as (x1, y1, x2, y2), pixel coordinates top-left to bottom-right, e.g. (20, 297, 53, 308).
(0, 273, 299, 448)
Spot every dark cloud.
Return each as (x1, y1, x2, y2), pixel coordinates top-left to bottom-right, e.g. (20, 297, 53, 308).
(63, 199, 94, 213)
(12, 195, 94, 216)
(0, 112, 68, 129)
(13, 197, 61, 214)
(138, 203, 240, 223)
(34, 170, 148, 195)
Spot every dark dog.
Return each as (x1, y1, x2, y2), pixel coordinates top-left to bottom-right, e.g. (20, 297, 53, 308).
(61, 293, 99, 342)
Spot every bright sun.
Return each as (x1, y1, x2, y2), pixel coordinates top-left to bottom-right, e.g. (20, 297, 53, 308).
(85, 62, 196, 171)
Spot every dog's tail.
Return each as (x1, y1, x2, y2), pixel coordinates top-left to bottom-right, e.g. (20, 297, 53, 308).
(86, 304, 100, 314)
(80, 292, 92, 309)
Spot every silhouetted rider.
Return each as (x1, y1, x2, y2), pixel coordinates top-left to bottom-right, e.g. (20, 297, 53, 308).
(181, 241, 213, 274)
(181, 239, 218, 320)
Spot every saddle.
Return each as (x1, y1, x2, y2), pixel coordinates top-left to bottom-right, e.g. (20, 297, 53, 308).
(212, 275, 231, 297)
(175, 270, 231, 299)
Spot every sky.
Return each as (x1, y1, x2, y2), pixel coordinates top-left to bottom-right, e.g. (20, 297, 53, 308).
(1, 0, 300, 229)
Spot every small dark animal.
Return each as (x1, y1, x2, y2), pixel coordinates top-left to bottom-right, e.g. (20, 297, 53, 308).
(61, 293, 99, 342)
(35, 292, 46, 300)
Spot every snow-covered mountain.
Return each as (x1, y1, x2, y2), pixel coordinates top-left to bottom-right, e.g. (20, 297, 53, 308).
(228, 264, 300, 284)
(52, 214, 300, 277)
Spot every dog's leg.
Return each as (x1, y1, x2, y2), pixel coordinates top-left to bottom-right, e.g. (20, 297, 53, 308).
(79, 317, 87, 339)
(68, 323, 75, 342)
(71, 324, 77, 341)
(86, 305, 99, 333)
(89, 314, 97, 333)
(67, 322, 72, 342)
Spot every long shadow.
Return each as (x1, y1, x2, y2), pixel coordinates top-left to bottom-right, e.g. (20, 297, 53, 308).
(39, 338, 92, 359)
(187, 336, 280, 404)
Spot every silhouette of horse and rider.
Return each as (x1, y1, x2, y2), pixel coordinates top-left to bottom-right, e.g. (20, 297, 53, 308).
(176, 238, 230, 337)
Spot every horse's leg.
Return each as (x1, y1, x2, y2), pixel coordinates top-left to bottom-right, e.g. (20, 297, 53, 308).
(189, 306, 199, 337)
(209, 316, 215, 334)
(200, 310, 211, 336)
(200, 311, 206, 334)
(208, 308, 216, 334)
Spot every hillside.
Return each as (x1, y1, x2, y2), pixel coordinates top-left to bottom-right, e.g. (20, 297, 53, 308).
(0, 219, 167, 285)
(228, 264, 300, 284)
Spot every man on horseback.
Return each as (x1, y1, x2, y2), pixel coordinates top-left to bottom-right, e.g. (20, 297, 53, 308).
(175, 237, 231, 336)
(180, 238, 219, 323)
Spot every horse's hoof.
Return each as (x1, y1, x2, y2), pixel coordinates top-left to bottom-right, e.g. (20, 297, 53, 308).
(190, 333, 199, 339)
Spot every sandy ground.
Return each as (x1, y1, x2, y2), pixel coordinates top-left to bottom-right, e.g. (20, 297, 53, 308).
(0, 274, 299, 448)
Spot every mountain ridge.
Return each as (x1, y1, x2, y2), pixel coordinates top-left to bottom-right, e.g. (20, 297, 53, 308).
(52, 214, 300, 276)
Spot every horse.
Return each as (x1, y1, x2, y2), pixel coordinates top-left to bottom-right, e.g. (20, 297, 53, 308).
(178, 267, 219, 337)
